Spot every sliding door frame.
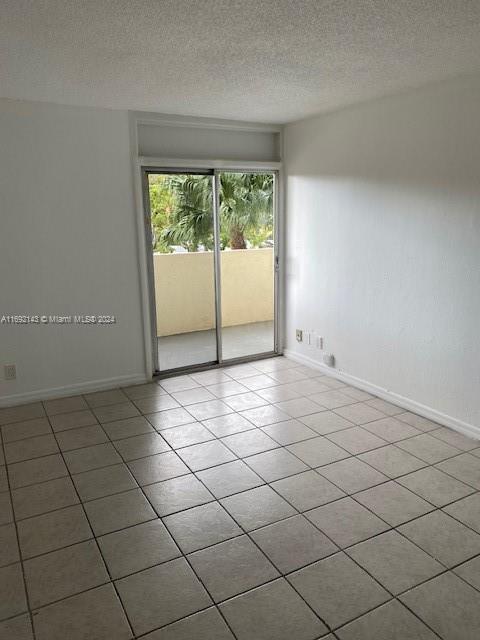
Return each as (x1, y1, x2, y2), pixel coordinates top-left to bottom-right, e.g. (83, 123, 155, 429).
(140, 161, 281, 376)
(214, 168, 280, 361)
(212, 172, 223, 364)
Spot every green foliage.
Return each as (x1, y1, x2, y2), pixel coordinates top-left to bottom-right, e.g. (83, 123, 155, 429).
(149, 172, 273, 252)
(149, 175, 176, 253)
(162, 175, 215, 251)
(219, 173, 273, 249)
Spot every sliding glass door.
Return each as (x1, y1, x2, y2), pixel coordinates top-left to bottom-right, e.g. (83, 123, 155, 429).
(145, 171, 217, 371)
(144, 169, 277, 373)
(218, 172, 275, 360)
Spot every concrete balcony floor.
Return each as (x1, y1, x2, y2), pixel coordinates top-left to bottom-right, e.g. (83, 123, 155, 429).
(157, 320, 274, 370)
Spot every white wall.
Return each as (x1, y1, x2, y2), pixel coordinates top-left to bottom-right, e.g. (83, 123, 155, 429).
(0, 99, 146, 404)
(284, 76, 480, 432)
(138, 118, 280, 161)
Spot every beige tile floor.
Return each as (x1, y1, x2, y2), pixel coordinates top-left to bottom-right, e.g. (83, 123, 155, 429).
(1, 357, 480, 639)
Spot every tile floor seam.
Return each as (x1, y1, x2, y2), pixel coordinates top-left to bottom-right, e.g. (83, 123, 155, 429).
(208, 458, 396, 634)
(5, 416, 478, 517)
(214, 436, 281, 464)
(392, 476, 478, 511)
(2, 359, 479, 640)
(38, 407, 137, 640)
(136, 423, 336, 635)
(277, 507, 404, 610)
(249, 540, 340, 579)
(427, 427, 478, 450)
(10, 496, 78, 524)
(183, 402, 233, 423)
(133, 456, 242, 640)
(48, 422, 101, 435)
(438, 506, 480, 544)
(5, 470, 70, 492)
(302, 475, 456, 560)
(82, 389, 129, 410)
(393, 508, 480, 570)
(0, 433, 38, 639)
(0, 407, 47, 428)
(12, 468, 478, 569)
(291, 545, 473, 634)
(133, 602, 236, 640)
(323, 427, 391, 451)
(306, 501, 480, 574)
(395, 599, 445, 640)
(353, 452, 429, 481)
(4, 420, 434, 470)
(326, 452, 480, 511)
(431, 457, 480, 491)
(7, 506, 412, 584)
(391, 440, 464, 465)
(3, 429, 107, 461)
(44, 409, 99, 422)
(391, 529, 480, 584)
(154, 362, 480, 634)
(105, 448, 180, 469)
(256, 432, 352, 475)
(315, 489, 480, 600)
(1, 428, 55, 446)
(338, 446, 479, 499)
(289, 569, 394, 635)
(346, 485, 437, 530)
(7, 418, 478, 527)
(258, 426, 320, 447)
(140, 422, 462, 492)
(344, 421, 461, 457)
(333, 595, 444, 640)
(0, 533, 97, 565)
(27, 579, 116, 614)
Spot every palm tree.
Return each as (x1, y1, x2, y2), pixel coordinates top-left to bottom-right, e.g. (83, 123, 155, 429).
(161, 175, 214, 251)
(153, 173, 273, 252)
(219, 173, 273, 249)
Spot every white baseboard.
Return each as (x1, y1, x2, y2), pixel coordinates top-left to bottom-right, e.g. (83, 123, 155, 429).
(0, 373, 149, 408)
(284, 349, 480, 440)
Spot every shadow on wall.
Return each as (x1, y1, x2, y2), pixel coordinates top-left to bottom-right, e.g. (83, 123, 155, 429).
(287, 75, 480, 186)
(284, 76, 480, 428)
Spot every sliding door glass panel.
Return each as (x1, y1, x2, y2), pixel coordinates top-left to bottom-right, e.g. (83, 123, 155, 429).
(147, 173, 217, 371)
(218, 172, 275, 360)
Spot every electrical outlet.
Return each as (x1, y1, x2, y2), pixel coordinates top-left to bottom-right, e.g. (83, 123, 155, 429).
(4, 364, 16, 380)
(316, 336, 324, 349)
(296, 329, 303, 342)
(323, 353, 335, 367)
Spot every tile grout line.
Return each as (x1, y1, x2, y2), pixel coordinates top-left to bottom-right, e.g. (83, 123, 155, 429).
(8, 460, 480, 591)
(5, 378, 477, 568)
(132, 370, 347, 637)
(173, 431, 342, 635)
(0, 432, 38, 639)
(131, 451, 242, 640)
(36, 405, 138, 640)
(4, 380, 473, 468)
(5, 392, 480, 547)
(2, 359, 480, 638)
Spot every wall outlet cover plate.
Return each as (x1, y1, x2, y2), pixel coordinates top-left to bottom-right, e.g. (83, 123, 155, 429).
(323, 353, 335, 367)
(4, 364, 16, 380)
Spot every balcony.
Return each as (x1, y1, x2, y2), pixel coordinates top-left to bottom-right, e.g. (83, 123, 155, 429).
(154, 248, 274, 369)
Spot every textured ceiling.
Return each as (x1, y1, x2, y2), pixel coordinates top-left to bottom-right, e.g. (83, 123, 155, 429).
(1, 1, 480, 123)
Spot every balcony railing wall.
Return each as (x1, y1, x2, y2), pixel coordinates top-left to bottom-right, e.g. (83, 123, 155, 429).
(154, 248, 274, 336)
